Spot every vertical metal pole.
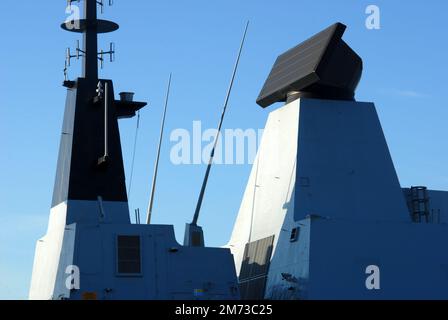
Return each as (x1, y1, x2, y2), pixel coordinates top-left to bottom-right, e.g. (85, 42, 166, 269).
(135, 209, 141, 224)
(83, 0, 99, 80)
(104, 82, 109, 158)
(127, 111, 141, 198)
(146, 74, 172, 224)
(191, 21, 249, 226)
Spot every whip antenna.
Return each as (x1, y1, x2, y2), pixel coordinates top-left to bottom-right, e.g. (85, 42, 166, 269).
(184, 21, 249, 246)
(146, 74, 172, 224)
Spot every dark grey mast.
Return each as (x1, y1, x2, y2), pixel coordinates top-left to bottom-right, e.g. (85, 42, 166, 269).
(55, 0, 146, 222)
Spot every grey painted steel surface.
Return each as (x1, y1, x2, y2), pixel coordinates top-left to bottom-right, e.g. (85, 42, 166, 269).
(229, 98, 448, 299)
(31, 0, 239, 300)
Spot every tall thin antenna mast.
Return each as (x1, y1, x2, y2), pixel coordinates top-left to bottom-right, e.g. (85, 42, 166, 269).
(83, 0, 99, 79)
(146, 74, 172, 224)
(191, 21, 249, 227)
(63, 0, 117, 82)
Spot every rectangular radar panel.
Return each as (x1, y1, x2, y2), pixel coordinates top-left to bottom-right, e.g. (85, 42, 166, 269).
(256, 22, 363, 108)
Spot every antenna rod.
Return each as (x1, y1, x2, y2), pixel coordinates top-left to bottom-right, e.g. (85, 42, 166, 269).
(104, 82, 109, 158)
(83, 0, 99, 80)
(146, 73, 173, 224)
(191, 21, 249, 226)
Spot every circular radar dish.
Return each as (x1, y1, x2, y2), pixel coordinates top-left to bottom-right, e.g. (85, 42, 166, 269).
(61, 19, 119, 34)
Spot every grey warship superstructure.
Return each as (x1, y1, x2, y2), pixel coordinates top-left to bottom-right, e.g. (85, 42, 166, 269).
(228, 22, 448, 300)
(29, 0, 239, 300)
(29, 2, 448, 301)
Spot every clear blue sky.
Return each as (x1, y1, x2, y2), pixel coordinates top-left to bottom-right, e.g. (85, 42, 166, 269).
(0, 0, 447, 299)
